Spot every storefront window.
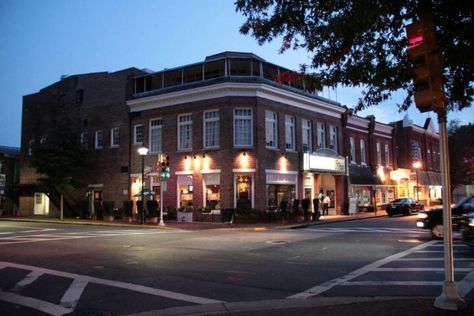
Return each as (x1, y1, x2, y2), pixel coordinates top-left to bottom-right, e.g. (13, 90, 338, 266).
(267, 184, 295, 209)
(178, 175, 193, 208)
(236, 175, 252, 210)
(203, 173, 220, 210)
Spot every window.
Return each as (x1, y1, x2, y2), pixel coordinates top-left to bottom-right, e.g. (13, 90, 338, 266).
(330, 125, 338, 152)
(178, 175, 193, 208)
(40, 138, 46, 144)
(149, 119, 162, 153)
(350, 137, 356, 163)
(95, 130, 103, 149)
(58, 94, 65, 106)
(302, 119, 312, 152)
(318, 122, 326, 148)
(376, 142, 382, 165)
(76, 89, 84, 105)
(360, 139, 366, 165)
(28, 139, 34, 156)
(80, 132, 89, 149)
(178, 114, 192, 151)
(384, 144, 390, 167)
(134, 124, 143, 145)
(203, 173, 220, 210)
(203, 110, 219, 148)
(265, 111, 278, 148)
(110, 127, 119, 147)
(234, 108, 253, 147)
(285, 115, 296, 151)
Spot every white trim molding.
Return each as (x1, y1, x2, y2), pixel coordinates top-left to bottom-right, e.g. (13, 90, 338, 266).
(201, 169, 221, 174)
(175, 171, 194, 175)
(265, 169, 299, 175)
(232, 168, 256, 173)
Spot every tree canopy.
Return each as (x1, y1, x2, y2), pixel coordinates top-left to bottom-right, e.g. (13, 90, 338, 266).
(236, 0, 473, 113)
(29, 124, 87, 197)
(448, 121, 474, 191)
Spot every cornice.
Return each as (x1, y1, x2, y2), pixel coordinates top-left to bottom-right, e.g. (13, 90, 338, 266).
(127, 82, 345, 118)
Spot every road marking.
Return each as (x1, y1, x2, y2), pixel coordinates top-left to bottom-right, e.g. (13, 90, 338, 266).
(342, 281, 443, 286)
(374, 267, 473, 272)
(12, 270, 44, 292)
(458, 271, 474, 297)
(0, 261, 224, 305)
(60, 277, 89, 308)
(0, 289, 72, 316)
(287, 240, 438, 299)
(395, 258, 473, 261)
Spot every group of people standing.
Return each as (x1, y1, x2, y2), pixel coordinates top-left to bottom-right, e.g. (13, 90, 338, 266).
(313, 193, 331, 217)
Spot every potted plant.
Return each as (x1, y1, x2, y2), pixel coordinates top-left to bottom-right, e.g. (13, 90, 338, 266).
(280, 200, 289, 222)
(136, 200, 144, 222)
(292, 199, 304, 222)
(146, 200, 159, 224)
(93, 201, 103, 220)
(198, 206, 212, 222)
(102, 201, 114, 222)
(123, 200, 133, 222)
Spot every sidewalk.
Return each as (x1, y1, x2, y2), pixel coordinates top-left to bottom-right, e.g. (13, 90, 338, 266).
(0, 211, 387, 231)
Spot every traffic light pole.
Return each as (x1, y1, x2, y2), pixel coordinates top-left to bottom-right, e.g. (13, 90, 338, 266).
(433, 109, 465, 310)
(159, 180, 165, 227)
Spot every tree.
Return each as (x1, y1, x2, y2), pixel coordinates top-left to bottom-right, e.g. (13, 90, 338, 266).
(448, 120, 474, 193)
(236, 0, 473, 112)
(29, 124, 87, 219)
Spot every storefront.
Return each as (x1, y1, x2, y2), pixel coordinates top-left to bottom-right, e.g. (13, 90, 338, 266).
(302, 149, 348, 214)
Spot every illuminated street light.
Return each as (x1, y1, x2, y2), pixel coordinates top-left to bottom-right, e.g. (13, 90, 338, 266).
(413, 161, 422, 201)
(138, 147, 148, 225)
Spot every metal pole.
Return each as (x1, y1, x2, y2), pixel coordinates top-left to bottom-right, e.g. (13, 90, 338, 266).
(159, 180, 165, 226)
(141, 155, 145, 225)
(434, 109, 465, 310)
(416, 170, 419, 201)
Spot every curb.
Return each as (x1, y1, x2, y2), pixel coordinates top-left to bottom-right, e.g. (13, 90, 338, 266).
(125, 296, 427, 316)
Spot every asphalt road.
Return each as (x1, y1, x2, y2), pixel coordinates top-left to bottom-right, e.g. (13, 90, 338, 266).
(0, 216, 473, 315)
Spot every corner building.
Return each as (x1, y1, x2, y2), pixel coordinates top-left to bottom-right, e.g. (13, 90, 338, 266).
(127, 52, 349, 215)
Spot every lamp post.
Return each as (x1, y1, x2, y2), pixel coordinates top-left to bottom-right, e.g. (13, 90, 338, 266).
(138, 147, 148, 225)
(413, 161, 422, 201)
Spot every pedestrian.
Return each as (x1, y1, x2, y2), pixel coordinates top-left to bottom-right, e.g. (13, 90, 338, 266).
(323, 195, 330, 216)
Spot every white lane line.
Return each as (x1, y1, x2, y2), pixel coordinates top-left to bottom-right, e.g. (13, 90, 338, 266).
(12, 270, 44, 292)
(0, 289, 72, 316)
(287, 240, 438, 299)
(375, 268, 473, 272)
(60, 277, 89, 309)
(342, 281, 443, 286)
(395, 258, 473, 261)
(457, 270, 474, 298)
(0, 261, 224, 305)
(430, 244, 468, 248)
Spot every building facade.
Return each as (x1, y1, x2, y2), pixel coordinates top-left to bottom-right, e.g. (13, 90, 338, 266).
(0, 146, 20, 215)
(390, 115, 442, 205)
(19, 52, 440, 218)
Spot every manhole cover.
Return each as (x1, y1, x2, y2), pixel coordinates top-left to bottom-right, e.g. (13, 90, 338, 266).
(266, 240, 290, 245)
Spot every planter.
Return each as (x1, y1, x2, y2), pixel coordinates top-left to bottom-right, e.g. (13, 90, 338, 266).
(148, 217, 158, 224)
(103, 215, 114, 222)
(177, 211, 193, 222)
(125, 216, 133, 223)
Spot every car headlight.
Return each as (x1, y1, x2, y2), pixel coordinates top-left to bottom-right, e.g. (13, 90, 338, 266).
(417, 213, 428, 219)
(469, 219, 474, 227)
(416, 222, 425, 228)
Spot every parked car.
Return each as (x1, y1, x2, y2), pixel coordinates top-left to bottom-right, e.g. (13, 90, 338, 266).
(386, 198, 424, 217)
(460, 212, 474, 247)
(416, 195, 474, 239)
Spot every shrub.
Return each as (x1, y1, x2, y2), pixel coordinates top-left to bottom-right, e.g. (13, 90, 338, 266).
(80, 199, 89, 219)
(302, 198, 310, 215)
(103, 201, 114, 216)
(94, 201, 103, 214)
(123, 201, 133, 217)
(136, 201, 143, 217)
(146, 200, 159, 217)
(165, 206, 176, 220)
(293, 199, 300, 214)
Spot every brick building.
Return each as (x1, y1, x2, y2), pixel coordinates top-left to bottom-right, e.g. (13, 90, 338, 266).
(19, 52, 439, 218)
(20, 68, 146, 216)
(390, 115, 441, 205)
(0, 146, 20, 216)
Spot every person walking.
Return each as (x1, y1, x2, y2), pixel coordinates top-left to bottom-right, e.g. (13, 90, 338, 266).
(323, 195, 330, 216)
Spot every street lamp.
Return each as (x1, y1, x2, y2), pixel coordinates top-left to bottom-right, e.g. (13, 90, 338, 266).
(138, 147, 149, 225)
(413, 161, 422, 201)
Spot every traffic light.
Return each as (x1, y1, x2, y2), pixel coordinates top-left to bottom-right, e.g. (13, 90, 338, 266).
(406, 15, 445, 112)
(159, 154, 170, 181)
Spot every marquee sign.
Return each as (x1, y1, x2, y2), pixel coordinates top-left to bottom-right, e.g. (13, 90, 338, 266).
(303, 153, 347, 175)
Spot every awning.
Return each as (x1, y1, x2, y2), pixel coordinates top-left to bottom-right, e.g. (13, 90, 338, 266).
(348, 165, 382, 185)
